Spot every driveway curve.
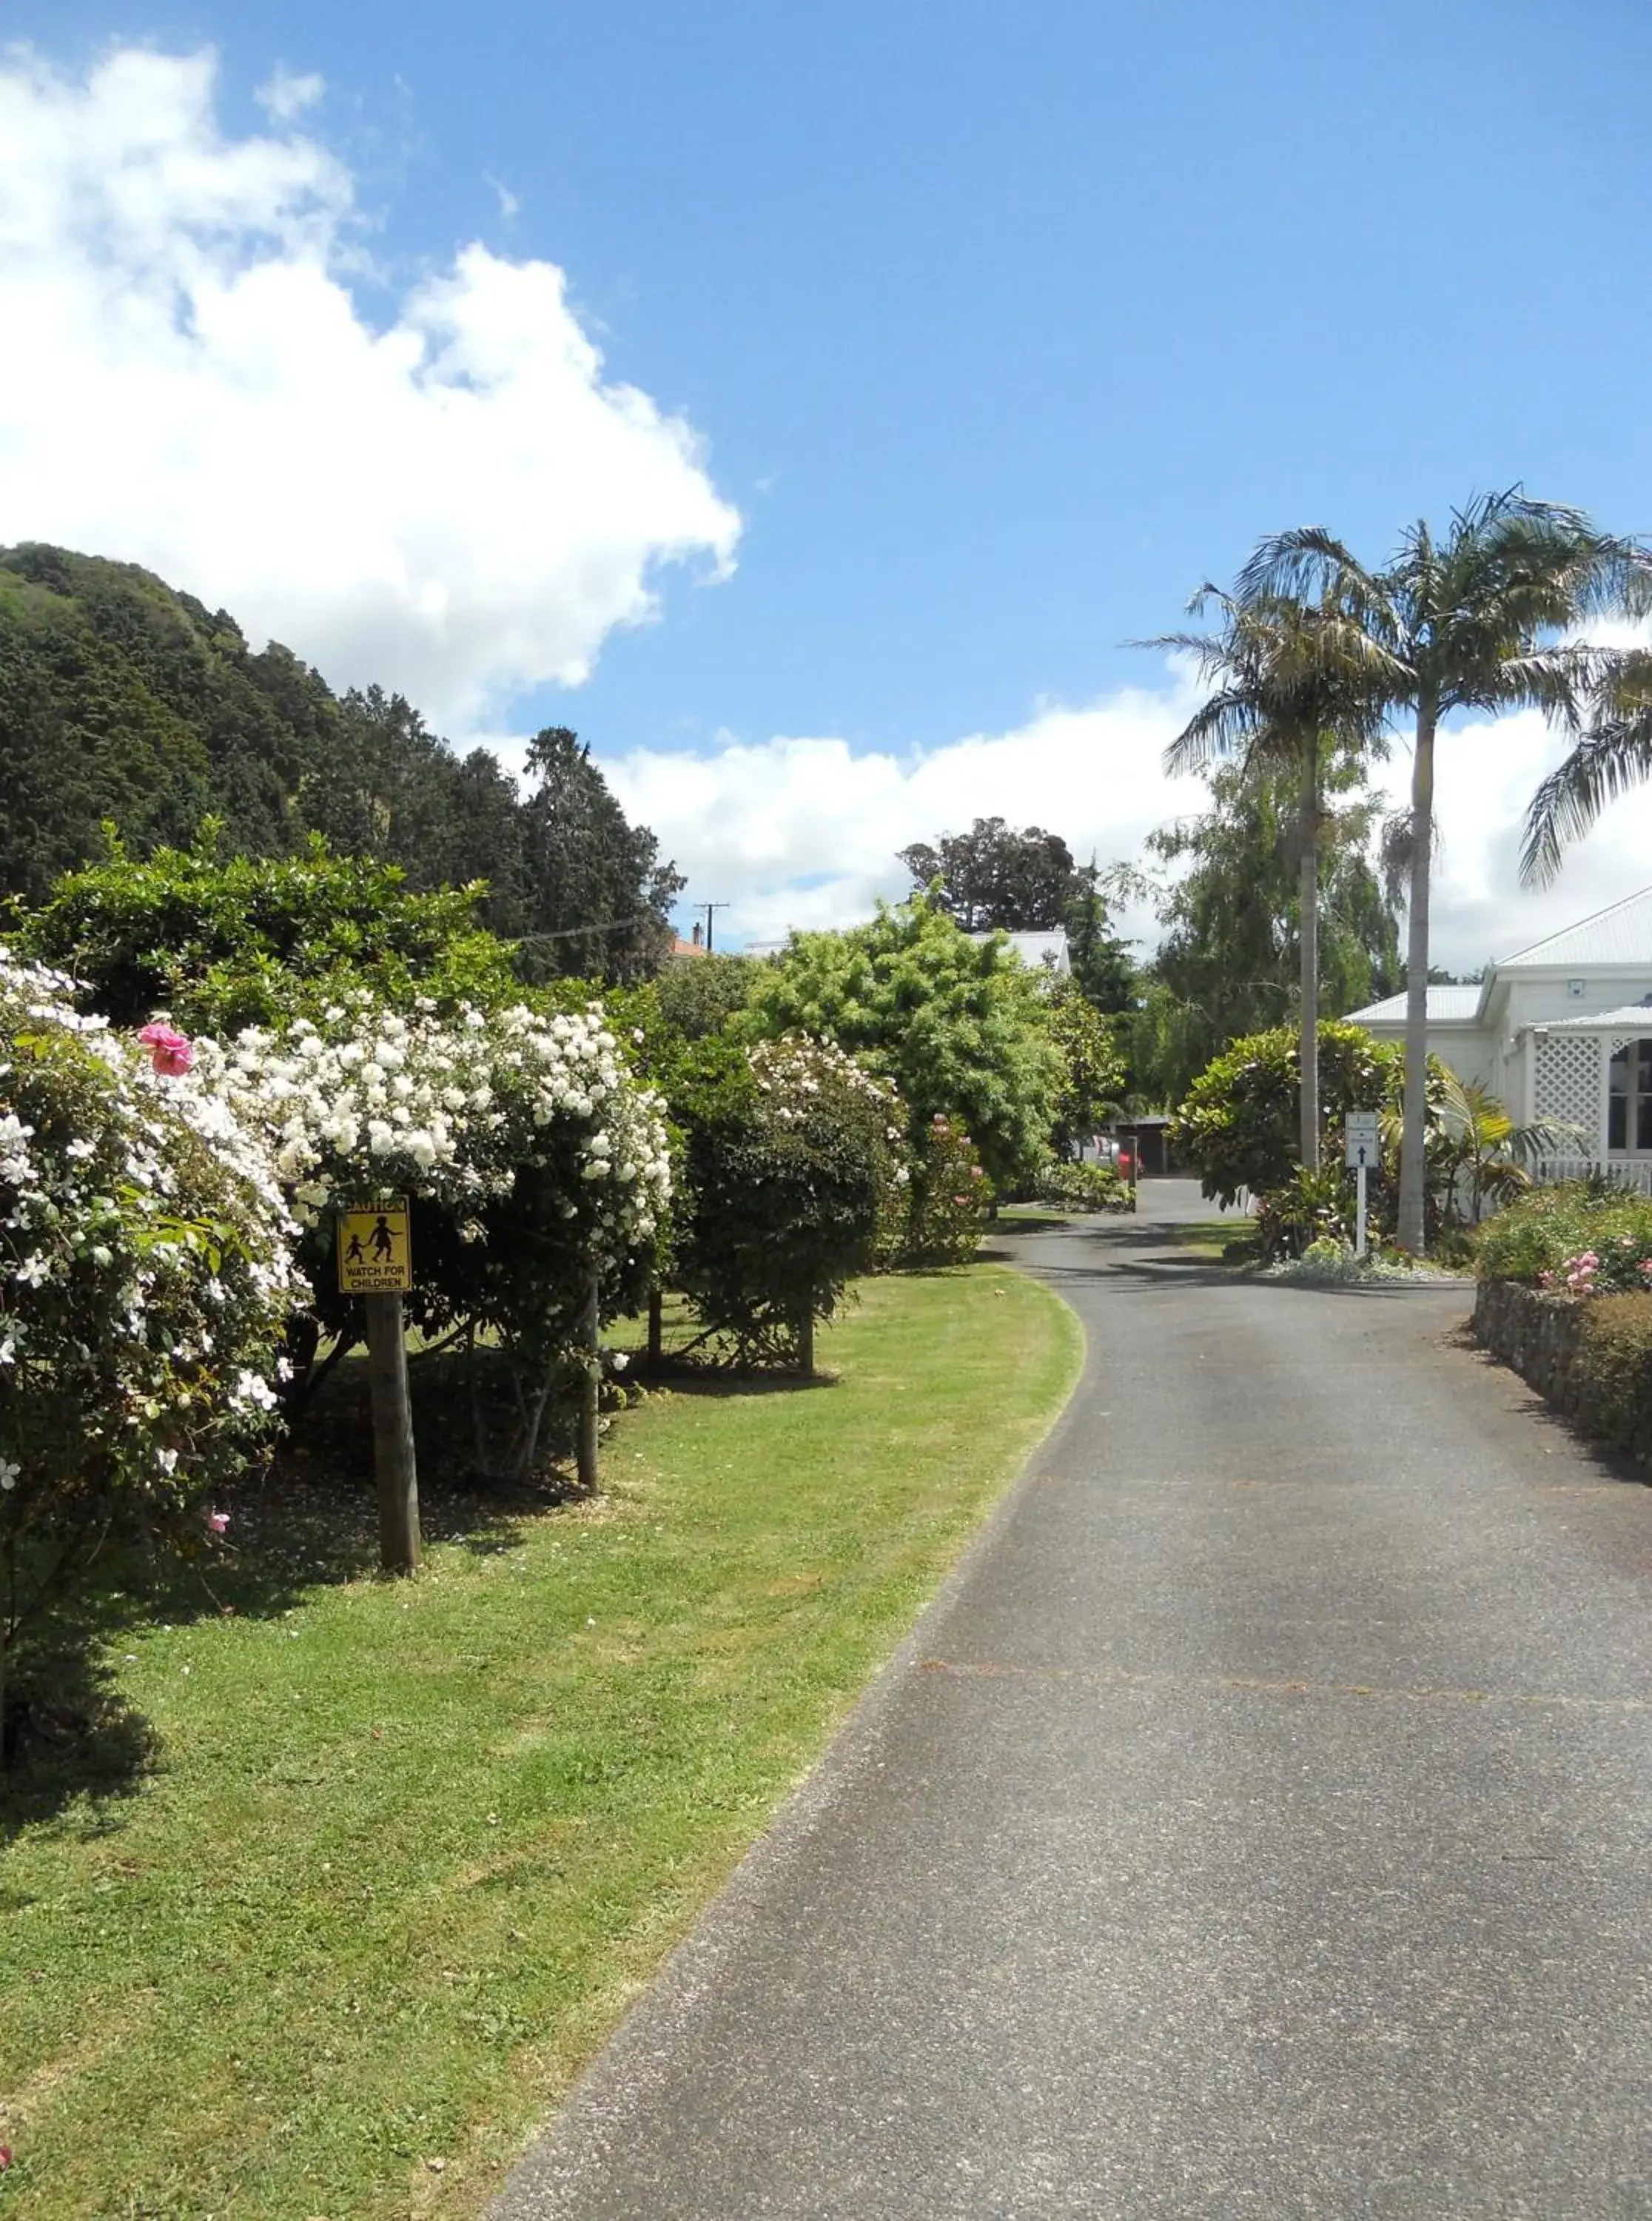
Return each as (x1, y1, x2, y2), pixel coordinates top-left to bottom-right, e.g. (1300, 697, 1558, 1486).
(492, 1180, 1652, 2220)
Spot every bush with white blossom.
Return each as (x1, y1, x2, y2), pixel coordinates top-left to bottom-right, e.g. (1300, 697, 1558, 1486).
(195, 990, 672, 1370)
(676, 1035, 901, 1367)
(1, 948, 298, 1709)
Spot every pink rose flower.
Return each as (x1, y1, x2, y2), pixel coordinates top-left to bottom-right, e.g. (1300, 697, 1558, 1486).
(205, 1509, 230, 1535)
(137, 1022, 195, 1076)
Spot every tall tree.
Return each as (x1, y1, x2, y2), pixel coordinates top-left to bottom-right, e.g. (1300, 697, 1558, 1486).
(1520, 648, 1652, 886)
(1133, 761, 1401, 1110)
(899, 817, 1138, 1012)
(1145, 587, 1388, 1169)
(899, 817, 1078, 931)
(518, 727, 685, 982)
(1242, 491, 1652, 1251)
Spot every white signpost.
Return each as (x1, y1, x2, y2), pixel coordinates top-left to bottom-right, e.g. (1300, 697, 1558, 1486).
(1344, 1112, 1380, 1259)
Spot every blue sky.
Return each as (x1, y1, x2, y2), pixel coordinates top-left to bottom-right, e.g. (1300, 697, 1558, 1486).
(8, 1, 1652, 961)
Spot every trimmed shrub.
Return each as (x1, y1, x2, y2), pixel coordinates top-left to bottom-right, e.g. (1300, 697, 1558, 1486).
(1572, 1295, 1652, 1454)
(197, 991, 672, 1422)
(1032, 1159, 1129, 1213)
(1172, 1020, 1406, 1210)
(676, 1036, 901, 1366)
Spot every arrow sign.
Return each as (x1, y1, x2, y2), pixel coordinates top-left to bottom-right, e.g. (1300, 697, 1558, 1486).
(1344, 1113, 1379, 1170)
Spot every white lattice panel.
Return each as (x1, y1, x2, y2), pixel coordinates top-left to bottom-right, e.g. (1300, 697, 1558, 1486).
(1534, 1032, 1603, 1141)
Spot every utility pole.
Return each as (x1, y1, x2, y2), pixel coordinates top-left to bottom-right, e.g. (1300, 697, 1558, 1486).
(696, 901, 730, 951)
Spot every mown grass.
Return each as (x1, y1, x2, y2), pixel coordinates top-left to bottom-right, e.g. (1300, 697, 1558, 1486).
(0, 1263, 1080, 2220)
(1165, 1216, 1258, 1263)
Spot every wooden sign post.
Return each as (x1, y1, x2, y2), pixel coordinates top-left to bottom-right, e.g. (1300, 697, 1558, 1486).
(338, 1199, 420, 1574)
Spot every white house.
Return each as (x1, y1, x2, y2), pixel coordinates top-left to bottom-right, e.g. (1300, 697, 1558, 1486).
(1345, 885, 1652, 1183)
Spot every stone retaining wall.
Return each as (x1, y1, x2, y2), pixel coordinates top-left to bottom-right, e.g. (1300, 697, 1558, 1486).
(1473, 1278, 1652, 1471)
(1472, 1279, 1585, 1406)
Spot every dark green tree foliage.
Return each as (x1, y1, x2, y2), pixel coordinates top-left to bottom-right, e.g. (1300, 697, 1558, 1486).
(16, 835, 519, 1035)
(1132, 761, 1400, 1107)
(0, 546, 683, 984)
(899, 816, 1078, 931)
(517, 728, 685, 984)
(899, 817, 1138, 1013)
(1063, 874, 1139, 1014)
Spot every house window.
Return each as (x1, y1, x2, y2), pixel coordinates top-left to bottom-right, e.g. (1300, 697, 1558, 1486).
(1608, 1040, 1652, 1150)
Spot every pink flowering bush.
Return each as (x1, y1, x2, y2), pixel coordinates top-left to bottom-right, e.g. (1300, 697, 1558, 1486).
(1, 948, 298, 1719)
(1537, 1240, 1652, 1296)
(901, 1113, 991, 1267)
(1478, 1182, 1652, 1290)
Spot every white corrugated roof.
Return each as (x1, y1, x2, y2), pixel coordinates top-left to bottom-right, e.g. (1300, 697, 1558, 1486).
(1542, 1001, 1652, 1032)
(1345, 985, 1483, 1025)
(1497, 885, 1652, 969)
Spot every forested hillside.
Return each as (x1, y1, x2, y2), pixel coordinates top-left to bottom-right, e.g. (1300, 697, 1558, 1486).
(0, 543, 680, 976)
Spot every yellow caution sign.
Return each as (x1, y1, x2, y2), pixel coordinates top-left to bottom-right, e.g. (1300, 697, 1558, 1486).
(337, 1197, 413, 1293)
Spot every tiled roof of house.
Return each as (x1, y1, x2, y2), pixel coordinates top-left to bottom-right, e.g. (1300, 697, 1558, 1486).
(1344, 985, 1483, 1025)
(1496, 884, 1652, 969)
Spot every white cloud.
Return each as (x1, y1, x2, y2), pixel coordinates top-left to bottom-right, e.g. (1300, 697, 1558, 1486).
(484, 172, 522, 221)
(0, 44, 740, 728)
(602, 683, 1211, 951)
(254, 65, 325, 123)
(596, 680, 1652, 976)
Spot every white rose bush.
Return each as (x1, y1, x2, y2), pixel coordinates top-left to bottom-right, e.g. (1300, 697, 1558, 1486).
(197, 989, 672, 1460)
(676, 1034, 903, 1370)
(1, 948, 298, 1730)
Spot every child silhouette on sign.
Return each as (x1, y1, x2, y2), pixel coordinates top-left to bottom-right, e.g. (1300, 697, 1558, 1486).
(344, 1230, 366, 1265)
(371, 1215, 397, 1261)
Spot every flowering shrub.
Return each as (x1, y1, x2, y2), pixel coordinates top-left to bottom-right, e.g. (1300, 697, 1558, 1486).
(195, 991, 672, 1373)
(1477, 1183, 1652, 1290)
(1542, 1244, 1652, 1296)
(900, 1113, 991, 1267)
(1, 948, 298, 1710)
(676, 1036, 901, 1366)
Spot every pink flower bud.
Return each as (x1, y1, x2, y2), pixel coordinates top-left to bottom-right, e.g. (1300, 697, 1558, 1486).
(205, 1509, 230, 1535)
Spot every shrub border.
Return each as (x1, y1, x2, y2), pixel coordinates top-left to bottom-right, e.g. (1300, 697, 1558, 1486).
(1473, 1278, 1652, 1472)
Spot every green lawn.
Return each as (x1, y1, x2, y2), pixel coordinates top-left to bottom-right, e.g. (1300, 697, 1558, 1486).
(0, 1264, 1081, 2220)
(1166, 1215, 1258, 1263)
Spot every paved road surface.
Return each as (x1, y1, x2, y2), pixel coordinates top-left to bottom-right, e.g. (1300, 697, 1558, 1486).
(492, 1182, 1652, 2220)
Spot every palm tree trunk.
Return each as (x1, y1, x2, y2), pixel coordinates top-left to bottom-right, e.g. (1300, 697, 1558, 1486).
(1397, 697, 1437, 1253)
(1298, 739, 1320, 1172)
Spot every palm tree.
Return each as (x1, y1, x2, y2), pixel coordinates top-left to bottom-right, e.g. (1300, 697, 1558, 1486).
(1146, 587, 1389, 1170)
(1239, 490, 1652, 1253)
(1520, 649, 1652, 885)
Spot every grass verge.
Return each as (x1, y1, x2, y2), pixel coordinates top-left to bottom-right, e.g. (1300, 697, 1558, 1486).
(0, 1263, 1080, 2220)
(1165, 1216, 1258, 1264)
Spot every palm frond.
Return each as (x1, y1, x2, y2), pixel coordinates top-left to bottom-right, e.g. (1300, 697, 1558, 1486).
(1519, 717, 1652, 885)
(1235, 527, 1381, 610)
(1161, 689, 1266, 777)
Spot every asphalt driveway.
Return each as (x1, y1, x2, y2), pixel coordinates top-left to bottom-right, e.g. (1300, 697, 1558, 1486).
(491, 1181, 1652, 2220)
